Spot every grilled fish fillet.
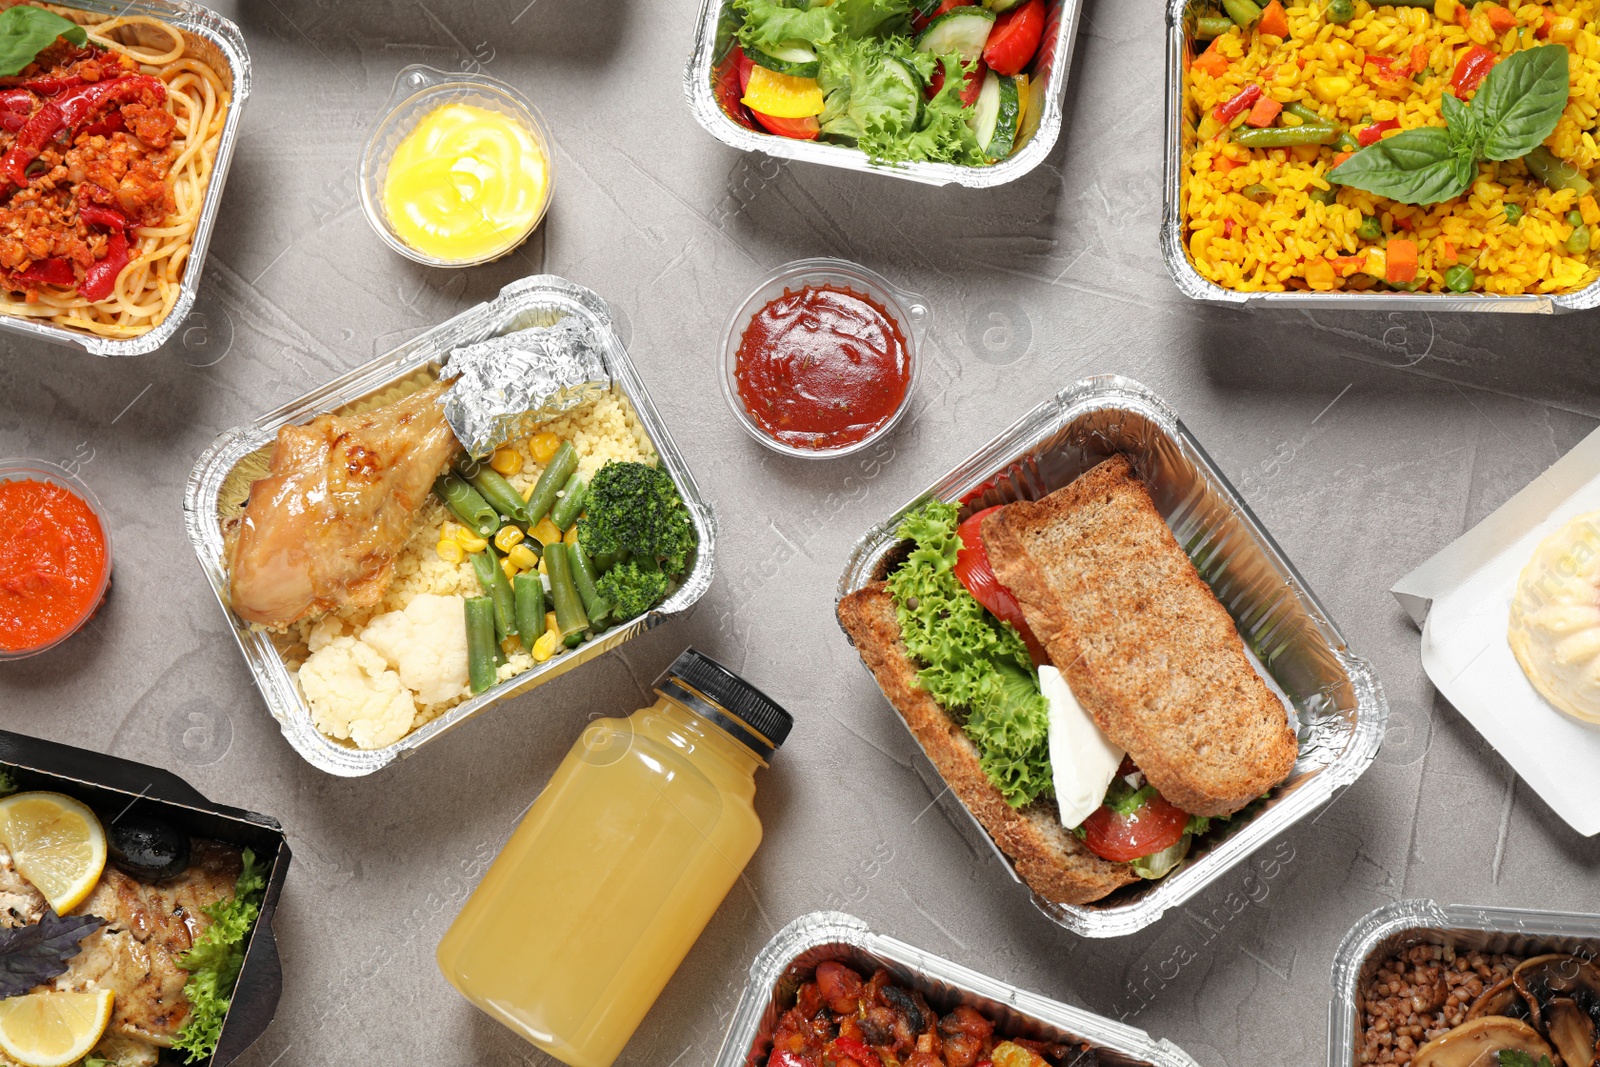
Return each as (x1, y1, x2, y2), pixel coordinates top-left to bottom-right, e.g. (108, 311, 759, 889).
(58, 839, 242, 1047)
(227, 377, 461, 627)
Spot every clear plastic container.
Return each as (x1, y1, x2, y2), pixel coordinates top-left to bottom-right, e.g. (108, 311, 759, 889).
(719, 258, 928, 460)
(359, 65, 554, 268)
(0, 460, 113, 661)
(436, 648, 793, 1067)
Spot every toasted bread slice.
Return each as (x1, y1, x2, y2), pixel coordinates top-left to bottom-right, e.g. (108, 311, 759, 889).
(837, 583, 1139, 906)
(981, 455, 1298, 817)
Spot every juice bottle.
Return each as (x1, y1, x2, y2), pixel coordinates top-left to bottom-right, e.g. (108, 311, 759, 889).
(436, 648, 793, 1067)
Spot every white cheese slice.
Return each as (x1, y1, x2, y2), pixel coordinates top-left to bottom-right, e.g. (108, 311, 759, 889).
(1041, 665, 1125, 830)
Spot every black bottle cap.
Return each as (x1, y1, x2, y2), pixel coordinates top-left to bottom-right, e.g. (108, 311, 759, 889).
(655, 648, 793, 760)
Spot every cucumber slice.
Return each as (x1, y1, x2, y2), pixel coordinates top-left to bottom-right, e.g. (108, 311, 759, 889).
(883, 56, 925, 129)
(968, 70, 1020, 160)
(983, 0, 1027, 10)
(915, 7, 996, 62)
(747, 40, 820, 79)
(911, 0, 944, 13)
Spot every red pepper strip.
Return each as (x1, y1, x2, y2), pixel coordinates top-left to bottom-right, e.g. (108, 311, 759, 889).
(1363, 54, 1398, 78)
(79, 229, 129, 302)
(21, 74, 82, 96)
(0, 88, 30, 133)
(55, 75, 163, 129)
(832, 1037, 877, 1065)
(81, 109, 122, 138)
(1357, 118, 1399, 146)
(13, 257, 74, 286)
(78, 203, 128, 230)
(1, 102, 63, 184)
(1451, 45, 1497, 94)
(1212, 83, 1262, 122)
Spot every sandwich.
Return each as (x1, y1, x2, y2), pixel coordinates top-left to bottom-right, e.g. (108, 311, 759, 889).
(837, 455, 1298, 905)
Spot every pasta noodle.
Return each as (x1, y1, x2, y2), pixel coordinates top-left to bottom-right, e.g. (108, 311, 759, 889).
(0, 7, 230, 339)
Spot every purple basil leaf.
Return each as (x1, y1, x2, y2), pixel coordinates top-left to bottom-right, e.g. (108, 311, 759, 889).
(0, 910, 106, 999)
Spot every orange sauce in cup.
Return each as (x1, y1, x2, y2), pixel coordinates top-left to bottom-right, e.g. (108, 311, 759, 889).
(0, 480, 108, 652)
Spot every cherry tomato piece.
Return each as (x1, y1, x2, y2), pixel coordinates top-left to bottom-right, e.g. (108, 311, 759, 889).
(928, 58, 987, 106)
(1080, 790, 1190, 863)
(953, 505, 1048, 664)
(983, 0, 1046, 77)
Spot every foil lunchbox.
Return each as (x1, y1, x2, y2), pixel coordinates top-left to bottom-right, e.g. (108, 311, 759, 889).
(836, 375, 1388, 938)
(0, 728, 290, 1067)
(715, 911, 1202, 1067)
(10, 0, 250, 356)
(1159, 0, 1600, 313)
(182, 275, 717, 777)
(1328, 900, 1600, 1067)
(684, 0, 1084, 188)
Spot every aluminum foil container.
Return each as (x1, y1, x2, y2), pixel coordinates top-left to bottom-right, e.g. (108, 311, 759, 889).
(715, 912, 1202, 1067)
(181, 275, 717, 777)
(684, 0, 1083, 188)
(1329, 900, 1600, 1067)
(443, 317, 612, 458)
(1160, 0, 1600, 313)
(0, 728, 291, 1067)
(836, 375, 1387, 938)
(2, 0, 250, 355)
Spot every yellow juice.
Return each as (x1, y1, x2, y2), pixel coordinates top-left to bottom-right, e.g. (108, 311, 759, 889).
(436, 651, 790, 1067)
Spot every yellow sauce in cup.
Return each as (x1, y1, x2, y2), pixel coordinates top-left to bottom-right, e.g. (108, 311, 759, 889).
(381, 103, 549, 263)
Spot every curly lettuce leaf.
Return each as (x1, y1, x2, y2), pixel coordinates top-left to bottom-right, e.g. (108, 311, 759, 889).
(868, 51, 985, 166)
(886, 500, 1052, 806)
(829, 0, 916, 38)
(817, 39, 985, 165)
(735, 0, 840, 51)
(172, 849, 268, 1063)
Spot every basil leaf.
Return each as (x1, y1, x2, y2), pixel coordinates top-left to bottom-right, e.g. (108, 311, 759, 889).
(0, 6, 88, 77)
(1330, 126, 1477, 204)
(1441, 91, 1473, 137)
(1472, 44, 1571, 161)
(0, 910, 106, 999)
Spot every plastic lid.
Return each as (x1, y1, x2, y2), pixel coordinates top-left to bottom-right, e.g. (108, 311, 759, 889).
(656, 648, 793, 760)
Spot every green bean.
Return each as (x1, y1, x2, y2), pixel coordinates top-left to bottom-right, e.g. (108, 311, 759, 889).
(1283, 102, 1331, 127)
(1526, 146, 1594, 198)
(471, 549, 518, 641)
(1325, 0, 1355, 23)
(568, 540, 612, 628)
(1504, 202, 1524, 224)
(550, 473, 588, 531)
(464, 597, 498, 694)
(1568, 210, 1585, 227)
(592, 549, 625, 574)
(523, 441, 579, 526)
(545, 543, 589, 645)
(1412, 66, 1431, 84)
(461, 464, 529, 527)
(1242, 183, 1273, 204)
(1334, 130, 1359, 152)
(1309, 185, 1340, 205)
(514, 574, 546, 653)
(1357, 214, 1383, 241)
(1569, 223, 1591, 255)
(1195, 15, 1235, 36)
(1443, 265, 1476, 292)
(1232, 125, 1339, 147)
(1223, 0, 1261, 26)
(433, 473, 498, 539)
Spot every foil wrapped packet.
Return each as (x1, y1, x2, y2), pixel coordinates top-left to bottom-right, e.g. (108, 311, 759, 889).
(443, 317, 612, 457)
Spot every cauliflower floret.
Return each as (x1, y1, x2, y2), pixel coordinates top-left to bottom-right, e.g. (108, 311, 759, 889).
(356, 593, 470, 706)
(306, 615, 347, 653)
(298, 635, 416, 750)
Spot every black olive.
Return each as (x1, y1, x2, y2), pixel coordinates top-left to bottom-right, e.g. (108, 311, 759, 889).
(107, 814, 190, 881)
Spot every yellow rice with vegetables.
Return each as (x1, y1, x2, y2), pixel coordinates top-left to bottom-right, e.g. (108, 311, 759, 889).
(278, 390, 655, 749)
(1182, 0, 1600, 294)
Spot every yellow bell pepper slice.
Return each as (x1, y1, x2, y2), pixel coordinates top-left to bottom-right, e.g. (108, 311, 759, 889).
(741, 65, 824, 119)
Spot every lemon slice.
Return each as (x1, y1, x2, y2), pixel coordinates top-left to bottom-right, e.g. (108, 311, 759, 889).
(0, 990, 114, 1067)
(0, 793, 106, 915)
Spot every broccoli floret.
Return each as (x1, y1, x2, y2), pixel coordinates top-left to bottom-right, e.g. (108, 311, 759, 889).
(577, 461, 695, 576)
(597, 558, 672, 622)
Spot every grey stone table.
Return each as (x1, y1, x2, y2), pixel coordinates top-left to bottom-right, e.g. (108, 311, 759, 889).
(2, 1, 1597, 1065)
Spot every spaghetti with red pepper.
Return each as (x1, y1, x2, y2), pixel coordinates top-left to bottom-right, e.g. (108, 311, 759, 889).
(0, 4, 229, 338)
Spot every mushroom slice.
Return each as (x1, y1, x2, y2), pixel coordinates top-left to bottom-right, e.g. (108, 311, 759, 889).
(1544, 998, 1597, 1067)
(1471, 980, 1533, 1022)
(1412, 1017, 1553, 1067)
(1512, 956, 1600, 1032)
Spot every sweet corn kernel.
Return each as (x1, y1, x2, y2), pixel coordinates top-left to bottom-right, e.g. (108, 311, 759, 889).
(1435, 0, 1456, 23)
(545, 611, 558, 633)
(502, 636, 522, 657)
(452, 528, 489, 553)
(1582, 196, 1600, 227)
(532, 630, 560, 662)
(538, 554, 549, 576)
(441, 522, 465, 542)
(564, 525, 580, 546)
(1551, 14, 1578, 40)
(489, 448, 523, 477)
(1312, 76, 1352, 103)
(528, 432, 561, 465)
(495, 525, 526, 552)
(531, 517, 562, 546)
(501, 557, 519, 581)
(436, 539, 465, 564)
(508, 544, 539, 571)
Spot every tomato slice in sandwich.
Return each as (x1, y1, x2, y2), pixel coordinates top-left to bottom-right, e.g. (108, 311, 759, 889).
(954, 505, 1048, 664)
(1080, 786, 1190, 863)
